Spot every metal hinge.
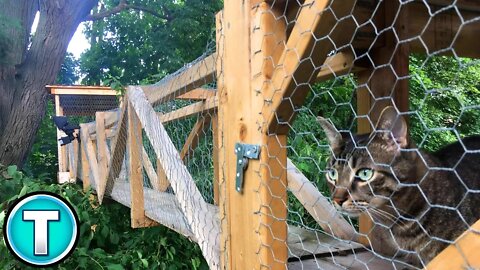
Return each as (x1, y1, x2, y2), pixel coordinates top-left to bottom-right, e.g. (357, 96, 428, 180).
(234, 142, 260, 193)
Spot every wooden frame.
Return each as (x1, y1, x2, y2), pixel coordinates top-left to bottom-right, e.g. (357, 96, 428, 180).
(58, 1, 480, 269)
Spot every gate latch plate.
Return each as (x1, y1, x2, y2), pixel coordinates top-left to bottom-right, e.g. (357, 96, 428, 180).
(234, 142, 260, 193)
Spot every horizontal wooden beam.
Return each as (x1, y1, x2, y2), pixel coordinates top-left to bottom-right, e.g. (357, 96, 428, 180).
(177, 88, 216, 100)
(142, 53, 217, 106)
(47, 85, 117, 96)
(158, 96, 218, 124)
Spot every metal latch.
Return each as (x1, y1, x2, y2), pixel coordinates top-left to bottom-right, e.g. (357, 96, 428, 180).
(235, 143, 260, 193)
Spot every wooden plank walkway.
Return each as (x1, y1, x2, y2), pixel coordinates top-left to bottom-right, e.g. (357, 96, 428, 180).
(103, 179, 398, 269)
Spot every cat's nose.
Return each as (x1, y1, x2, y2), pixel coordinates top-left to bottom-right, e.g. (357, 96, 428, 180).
(333, 196, 348, 206)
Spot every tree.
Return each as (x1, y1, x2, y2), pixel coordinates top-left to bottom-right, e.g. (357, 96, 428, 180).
(81, 0, 221, 85)
(0, 0, 187, 167)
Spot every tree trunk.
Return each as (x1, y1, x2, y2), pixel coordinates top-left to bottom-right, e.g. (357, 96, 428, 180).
(0, 0, 97, 167)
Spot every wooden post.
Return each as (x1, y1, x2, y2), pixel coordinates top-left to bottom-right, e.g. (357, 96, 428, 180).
(218, 2, 288, 269)
(81, 139, 91, 191)
(356, 0, 410, 247)
(55, 94, 69, 183)
(212, 112, 220, 205)
(127, 101, 157, 228)
(96, 112, 108, 202)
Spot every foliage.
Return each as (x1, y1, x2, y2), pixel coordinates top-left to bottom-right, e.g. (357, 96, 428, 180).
(80, 0, 222, 85)
(0, 166, 207, 270)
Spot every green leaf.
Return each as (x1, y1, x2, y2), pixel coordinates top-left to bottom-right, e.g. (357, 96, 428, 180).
(141, 258, 148, 268)
(18, 185, 28, 197)
(7, 165, 17, 177)
(107, 264, 124, 270)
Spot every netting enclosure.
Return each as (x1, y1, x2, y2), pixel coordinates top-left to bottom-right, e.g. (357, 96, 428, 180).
(58, 1, 480, 269)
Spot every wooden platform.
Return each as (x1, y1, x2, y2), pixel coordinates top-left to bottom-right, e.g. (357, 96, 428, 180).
(102, 179, 400, 269)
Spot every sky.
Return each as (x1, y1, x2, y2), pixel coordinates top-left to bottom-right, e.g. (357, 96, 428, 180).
(67, 23, 90, 59)
(32, 12, 90, 59)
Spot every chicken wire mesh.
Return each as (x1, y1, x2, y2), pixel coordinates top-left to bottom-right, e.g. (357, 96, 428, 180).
(69, 0, 480, 269)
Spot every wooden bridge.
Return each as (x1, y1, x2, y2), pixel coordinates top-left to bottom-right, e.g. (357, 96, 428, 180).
(49, 0, 480, 269)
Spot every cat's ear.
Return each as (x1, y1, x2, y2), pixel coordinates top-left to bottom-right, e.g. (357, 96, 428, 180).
(376, 106, 408, 148)
(317, 116, 344, 153)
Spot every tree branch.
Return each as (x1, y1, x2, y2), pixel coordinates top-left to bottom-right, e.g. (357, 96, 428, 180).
(84, 0, 172, 22)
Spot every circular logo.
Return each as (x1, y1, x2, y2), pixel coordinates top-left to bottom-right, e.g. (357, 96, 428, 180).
(3, 191, 79, 267)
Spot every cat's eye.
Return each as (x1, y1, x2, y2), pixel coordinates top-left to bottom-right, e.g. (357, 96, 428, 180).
(327, 168, 338, 181)
(356, 168, 374, 181)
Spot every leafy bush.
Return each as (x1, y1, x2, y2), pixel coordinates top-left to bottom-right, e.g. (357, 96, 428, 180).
(0, 166, 207, 270)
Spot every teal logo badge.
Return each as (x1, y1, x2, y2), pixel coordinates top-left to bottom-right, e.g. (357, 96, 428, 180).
(3, 191, 79, 267)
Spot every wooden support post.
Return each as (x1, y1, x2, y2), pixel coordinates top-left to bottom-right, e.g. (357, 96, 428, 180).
(127, 101, 157, 228)
(156, 160, 170, 192)
(79, 124, 101, 192)
(80, 139, 91, 191)
(212, 112, 220, 205)
(355, 0, 410, 248)
(55, 94, 69, 183)
(96, 112, 108, 203)
(219, 2, 288, 268)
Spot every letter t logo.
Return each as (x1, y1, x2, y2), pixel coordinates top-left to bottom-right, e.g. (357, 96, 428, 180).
(23, 210, 60, 256)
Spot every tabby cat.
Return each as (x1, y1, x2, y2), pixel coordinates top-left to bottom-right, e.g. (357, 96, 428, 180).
(318, 107, 480, 268)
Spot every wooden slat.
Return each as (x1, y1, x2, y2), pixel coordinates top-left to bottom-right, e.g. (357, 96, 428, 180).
(266, 0, 357, 134)
(127, 86, 219, 269)
(79, 124, 101, 191)
(95, 112, 108, 203)
(127, 101, 157, 228)
(176, 88, 216, 100)
(104, 101, 128, 197)
(142, 147, 160, 191)
(156, 160, 170, 192)
(179, 115, 211, 161)
(87, 110, 120, 135)
(287, 159, 358, 242)
(425, 219, 480, 269)
(212, 113, 220, 206)
(158, 96, 218, 124)
(142, 53, 217, 106)
(80, 139, 91, 191)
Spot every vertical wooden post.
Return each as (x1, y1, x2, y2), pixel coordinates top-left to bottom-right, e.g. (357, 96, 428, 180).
(96, 112, 108, 202)
(211, 112, 220, 205)
(156, 160, 169, 192)
(128, 101, 157, 228)
(219, 1, 288, 269)
(81, 140, 91, 191)
(356, 0, 410, 247)
(55, 94, 69, 183)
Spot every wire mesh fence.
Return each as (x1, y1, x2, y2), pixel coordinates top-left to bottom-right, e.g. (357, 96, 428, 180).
(65, 1, 480, 269)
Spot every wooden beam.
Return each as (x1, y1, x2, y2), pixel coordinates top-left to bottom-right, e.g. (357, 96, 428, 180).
(219, 2, 288, 268)
(86, 110, 120, 135)
(266, 0, 357, 134)
(127, 101, 157, 228)
(142, 53, 217, 106)
(79, 124, 101, 192)
(104, 101, 128, 197)
(55, 95, 68, 177)
(127, 86, 219, 268)
(315, 51, 364, 82)
(212, 113, 220, 206)
(141, 147, 160, 191)
(49, 88, 118, 96)
(158, 97, 218, 124)
(425, 219, 480, 270)
(176, 88, 216, 100)
(95, 112, 108, 203)
(156, 160, 170, 192)
(287, 159, 358, 241)
(80, 139, 91, 191)
(179, 116, 212, 161)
